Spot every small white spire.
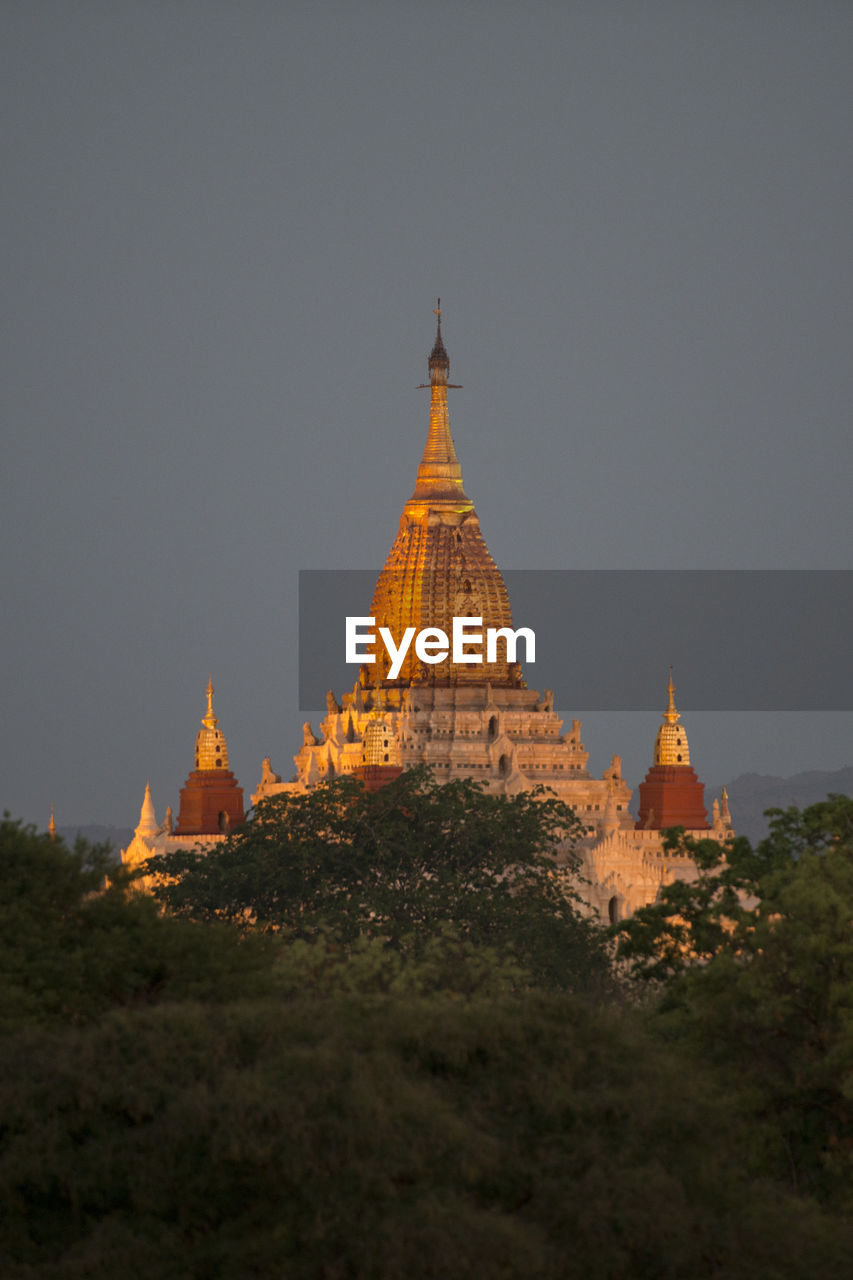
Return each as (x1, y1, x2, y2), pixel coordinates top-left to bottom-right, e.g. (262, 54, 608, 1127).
(135, 782, 159, 840)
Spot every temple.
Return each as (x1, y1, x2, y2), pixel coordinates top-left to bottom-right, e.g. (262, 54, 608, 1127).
(250, 309, 734, 919)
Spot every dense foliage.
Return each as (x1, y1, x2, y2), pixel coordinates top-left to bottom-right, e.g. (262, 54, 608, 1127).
(149, 768, 611, 991)
(0, 817, 273, 1028)
(5, 992, 851, 1280)
(2, 791, 853, 1276)
(616, 795, 853, 1204)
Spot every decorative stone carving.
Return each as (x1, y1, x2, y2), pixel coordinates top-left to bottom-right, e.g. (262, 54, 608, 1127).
(260, 756, 281, 787)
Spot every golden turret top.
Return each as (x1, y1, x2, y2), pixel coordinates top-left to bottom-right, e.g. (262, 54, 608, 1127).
(653, 668, 692, 766)
(405, 301, 473, 518)
(195, 677, 230, 770)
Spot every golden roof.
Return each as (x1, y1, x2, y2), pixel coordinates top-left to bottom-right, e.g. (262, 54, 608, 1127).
(653, 669, 691, 766)
(369, 307, 516, 687)
(194, 677, 230, 770)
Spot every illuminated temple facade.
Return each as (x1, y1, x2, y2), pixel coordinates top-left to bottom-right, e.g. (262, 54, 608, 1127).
(249, 313, 734, 920)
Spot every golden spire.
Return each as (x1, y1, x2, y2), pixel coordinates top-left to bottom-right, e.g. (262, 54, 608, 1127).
(368, 308, 515, 687)
(721, 786, 731, 824)
(653, 668, 691, 766)
(202, 675, 218, 730)
(195, 677, 230, 770)
(663, 666, 680, 724)
(405, 302, 473, 517)
(370, 681, 386, 718)
(48, 805, 56, 841)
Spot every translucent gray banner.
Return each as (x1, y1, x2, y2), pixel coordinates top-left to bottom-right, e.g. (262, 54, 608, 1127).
(298, 570, 853, 712)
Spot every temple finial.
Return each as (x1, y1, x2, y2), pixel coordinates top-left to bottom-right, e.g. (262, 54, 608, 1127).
(663, 666, 679, 723)
(428, 299, 450, 384)
(407, 305, 470, 514)
(48, 805, 56, 841)
(721, 786, 731, 823)
(652, 666, 690, 765)
(202, 676, 218, 730)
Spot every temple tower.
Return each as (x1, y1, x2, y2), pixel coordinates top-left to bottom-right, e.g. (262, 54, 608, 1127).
(256, 308, 631, 827)
(635, 671, 710, 830)
(175, 679, 245, 835)
(368, 303, 517, 688)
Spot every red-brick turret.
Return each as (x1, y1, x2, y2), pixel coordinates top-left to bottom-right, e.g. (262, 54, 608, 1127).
(175, 679, 244, 835)
(635, 671, 709, 830)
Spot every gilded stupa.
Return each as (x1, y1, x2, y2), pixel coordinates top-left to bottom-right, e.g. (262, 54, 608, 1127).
(369, 304, 516, 688)
(654, 668, 691, 766)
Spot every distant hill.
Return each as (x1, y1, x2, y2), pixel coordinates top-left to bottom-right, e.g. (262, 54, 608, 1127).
(57, 825, 134, 856)
(706, 767, 853, 845)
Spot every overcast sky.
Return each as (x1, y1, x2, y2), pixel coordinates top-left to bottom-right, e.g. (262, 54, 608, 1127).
(2, 2, 852, 829)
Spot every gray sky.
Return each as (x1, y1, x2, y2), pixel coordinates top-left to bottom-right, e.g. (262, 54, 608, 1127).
(2, 2, 852, 829)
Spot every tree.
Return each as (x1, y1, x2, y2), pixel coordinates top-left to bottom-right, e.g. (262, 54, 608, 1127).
(5, 808, 853, 1273)
(0, 816, 272, 1028)
(3, 991, 851, 1279)
(615, 796, 853, 1202)
(150, 768, 609, 991)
